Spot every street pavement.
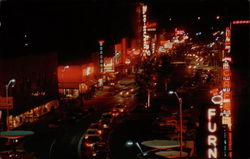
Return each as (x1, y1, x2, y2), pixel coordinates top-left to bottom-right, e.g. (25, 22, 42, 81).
(0, 77, 136, 159)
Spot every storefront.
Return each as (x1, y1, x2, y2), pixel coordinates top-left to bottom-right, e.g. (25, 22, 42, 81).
(79, 80, 98, 99)
(8, 100, 59, 129)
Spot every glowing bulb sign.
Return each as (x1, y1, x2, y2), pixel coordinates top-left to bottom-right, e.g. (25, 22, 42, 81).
(221, 57, 232, 158)
(99, 40, 104, 73)
(142, 4, 151, 56)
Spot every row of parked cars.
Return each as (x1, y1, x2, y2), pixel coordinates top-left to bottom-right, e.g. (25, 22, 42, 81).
(82, 104, 128, 159)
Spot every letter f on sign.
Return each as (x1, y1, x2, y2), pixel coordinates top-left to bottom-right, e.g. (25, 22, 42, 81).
(208, 108, 216, 120)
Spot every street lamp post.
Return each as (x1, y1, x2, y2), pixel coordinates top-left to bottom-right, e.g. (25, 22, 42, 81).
(6, 78, 16, 131)
(168, 91, 183, 157)
(61, 66, 69, 96)
(126, 140, 147, 158)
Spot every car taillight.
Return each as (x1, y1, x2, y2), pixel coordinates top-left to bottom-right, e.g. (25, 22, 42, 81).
(86, 143, 93, 147)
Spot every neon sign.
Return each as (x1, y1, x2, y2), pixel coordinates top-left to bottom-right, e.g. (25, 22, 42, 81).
(222, 57, 232, 127)
(232, 20, 250, 24)
(211, 95, 223, 105)
(142, 4, 150, 56)
(225, 27, 231, 53)
(221, 57, 232, 158)
(207, 108, 218, 158)
(99, 40, 104, 73)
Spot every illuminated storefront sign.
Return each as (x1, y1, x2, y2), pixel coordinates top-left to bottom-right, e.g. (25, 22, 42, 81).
(221, 57, 232, 158)
(104, 57, 115, 72)
(207, 108, 218, 158)
(99, 40, 105, 73)
(142, 4, 151, 56)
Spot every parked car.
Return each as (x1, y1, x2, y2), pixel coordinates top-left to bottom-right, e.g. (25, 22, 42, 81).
(111, 108, 120, 117)
(84, 128, 100, 139)
(100, 112, 113, 122)
(115, 104, 127, 113)
(99, 112, 113, 129)
(91, 142, 107, 158)
(89, 123, 103, 135)
(84, 136, 102, 148)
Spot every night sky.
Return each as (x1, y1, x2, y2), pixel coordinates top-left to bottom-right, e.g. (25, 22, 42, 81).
(0, 0, 248, 62)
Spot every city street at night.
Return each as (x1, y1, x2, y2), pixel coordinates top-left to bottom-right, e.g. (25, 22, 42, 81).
(0, 0, 249, 159)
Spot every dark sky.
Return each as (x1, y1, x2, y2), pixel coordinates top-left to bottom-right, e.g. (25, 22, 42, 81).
(0, 0, 248, 61)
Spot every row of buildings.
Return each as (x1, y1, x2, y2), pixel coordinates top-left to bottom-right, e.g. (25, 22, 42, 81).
(0, 34, 141, 130)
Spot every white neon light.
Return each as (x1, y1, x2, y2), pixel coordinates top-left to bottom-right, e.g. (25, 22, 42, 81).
(208, 108, 216, 120)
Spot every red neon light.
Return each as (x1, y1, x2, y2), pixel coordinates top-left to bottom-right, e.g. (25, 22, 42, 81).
(222, 69, 231, 77)
(223, 102, 231, 110)
(223, 91, 231, 99)
(210, 88, 219, 96)
(99, 40, 105, 44)
(222, 80, 231, 88)
(146, 22, 157, 28)
(232, 20, 250, 24)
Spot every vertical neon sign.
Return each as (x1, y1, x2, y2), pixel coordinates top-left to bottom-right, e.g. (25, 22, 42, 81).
(142, 4, 150, 56)
(99, 40, 104, 73)
(207, 108, 218, 158)
(221, 57, 232, 158)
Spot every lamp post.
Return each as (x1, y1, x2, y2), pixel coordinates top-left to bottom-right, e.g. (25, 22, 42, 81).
(168, 91, 183, 157)
(6, 78, 16, 131)
(126, 140, 147, 158)
(61, 66, 69, 96)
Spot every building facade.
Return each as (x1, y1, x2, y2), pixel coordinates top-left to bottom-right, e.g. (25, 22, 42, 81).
(0, 52, 59, 130)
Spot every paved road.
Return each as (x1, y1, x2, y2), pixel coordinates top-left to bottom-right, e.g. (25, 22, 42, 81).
(18, 83, 136, 159)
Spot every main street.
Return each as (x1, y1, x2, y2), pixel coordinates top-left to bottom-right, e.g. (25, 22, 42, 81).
(17, 77, 138, 159)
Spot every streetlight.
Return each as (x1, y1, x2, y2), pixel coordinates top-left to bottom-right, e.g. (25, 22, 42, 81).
(126, 140, 147, 157)
(61, 65, 69, 96)
(6, 78, 16, 131)
(168, 90, 183, 157)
